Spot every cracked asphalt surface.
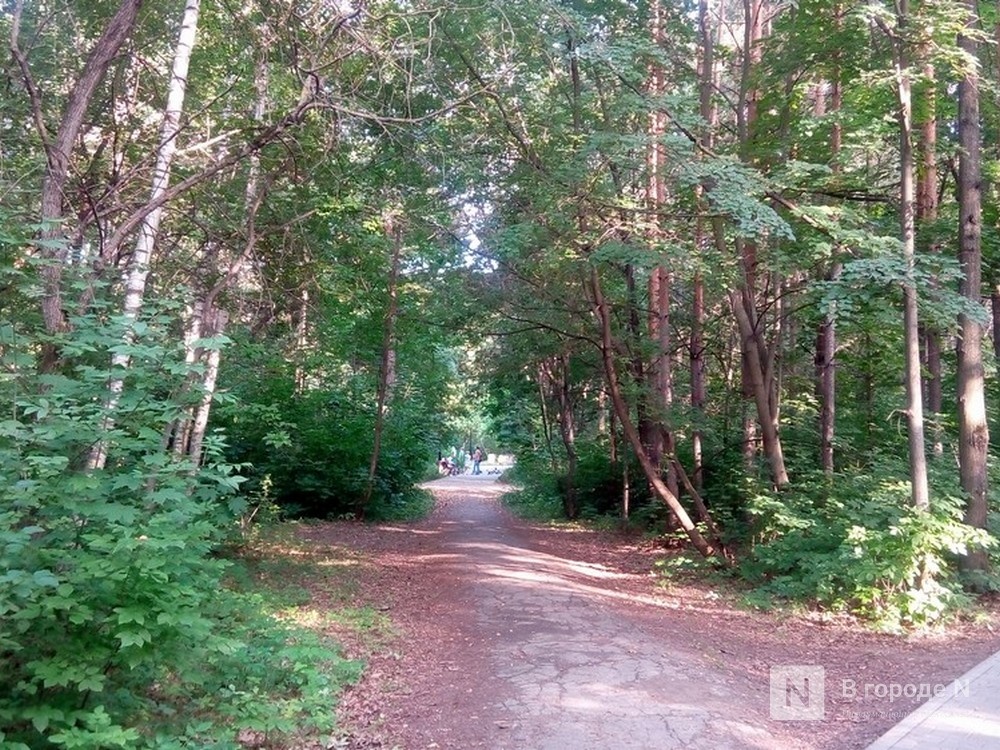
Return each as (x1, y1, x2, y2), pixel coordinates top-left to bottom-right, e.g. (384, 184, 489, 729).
(393, 474, 798, 749)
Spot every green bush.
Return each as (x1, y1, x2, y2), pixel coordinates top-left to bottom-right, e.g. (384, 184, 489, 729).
(742, 463, 994, 629)
(213, 343, 441, 519)
(0, 284, 358, 748)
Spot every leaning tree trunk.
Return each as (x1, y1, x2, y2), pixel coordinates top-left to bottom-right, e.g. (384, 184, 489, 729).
(956, 1, 989, 572)
(590, 267, 725, 562)
(88, 0, 200, 470)
(17, 0, 145, 368)
(728, 0, 789, 489)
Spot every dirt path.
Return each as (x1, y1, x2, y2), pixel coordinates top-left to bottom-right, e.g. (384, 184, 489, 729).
(298, 476, 1000, 750)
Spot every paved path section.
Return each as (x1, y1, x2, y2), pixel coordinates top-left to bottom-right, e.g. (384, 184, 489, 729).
(865, 649, 1000, 750)
(421, 474, 798, 749)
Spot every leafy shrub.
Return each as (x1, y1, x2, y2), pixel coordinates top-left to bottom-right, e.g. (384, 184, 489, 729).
(0, 283, 358, 748)
(213, 341, 441, 519)
(504, 443, 655, 522)
(742, 464, 994, 629)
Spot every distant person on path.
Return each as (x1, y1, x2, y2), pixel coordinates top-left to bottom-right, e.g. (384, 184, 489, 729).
(472, 446, 483, 475)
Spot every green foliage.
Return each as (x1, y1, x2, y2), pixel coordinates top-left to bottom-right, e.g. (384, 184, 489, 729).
(742, 463, 994, 630)
(503, 443, 656, 523)
(0, 285, 358, 748)
(214, 334, 443, 520)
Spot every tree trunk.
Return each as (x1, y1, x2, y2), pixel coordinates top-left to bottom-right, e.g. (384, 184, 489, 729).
(88, 0, 200, 470)
(185, 305, 228, 466)
(28, 0, 145, 368)
(360, 213, 403, 517)
(956, 2, 989, 571)
(894, 1, 930, 510)
(691, 0, 716, 489)
(550, 354, 579, 519)
(816, 16, 842, 475)
(992, 286, 1000, 364)
(537, 366, 560, 474)
(172, 59, 270, 465)
(916, 59, 942, 455)
(815, 306, 836, 474)
(590, 267, 724, 561)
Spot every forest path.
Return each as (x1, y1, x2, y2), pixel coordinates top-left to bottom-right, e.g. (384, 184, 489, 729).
(298, 476, 1000, 750)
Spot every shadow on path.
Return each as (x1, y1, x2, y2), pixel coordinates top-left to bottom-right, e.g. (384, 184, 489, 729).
(390, 477, 802, 749)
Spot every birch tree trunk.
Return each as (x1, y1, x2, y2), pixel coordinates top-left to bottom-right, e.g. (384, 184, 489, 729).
(956, 1, 989, 571)
(89, 0, 200, 470)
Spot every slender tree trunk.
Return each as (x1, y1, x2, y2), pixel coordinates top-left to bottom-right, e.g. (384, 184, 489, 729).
(185, 305, 228, 466)
(88, 0, 200, 470)
(731, 0, 788, 488)
(25, 0, 145, 369)
(991, 286, 1000, 363)
(590, 267, 722, 561)
(957, 2, 989, 571)
(360, 214, 403, 516)
(647, 9, 678, 498)
(173, 59, 269, 465)
(729, 287, 788, 487)
(815, 304, 836, 474)
(916, 59, 943, 455)
(294, 289, 310, 393)
(548, 354, 579, 519)
(537, 366, 560, 474)
(894, 1, 930, 510)
(625, 264, 657, 463)
(816, 19, 842, 475)
(691, 0, 716, 489)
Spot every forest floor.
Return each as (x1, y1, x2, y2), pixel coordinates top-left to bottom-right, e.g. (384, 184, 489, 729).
(284, 474, 1000, 750)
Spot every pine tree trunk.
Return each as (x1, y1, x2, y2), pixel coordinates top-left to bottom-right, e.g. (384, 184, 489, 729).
(894, 1, 930, 510)
(956, 2, 989, 571)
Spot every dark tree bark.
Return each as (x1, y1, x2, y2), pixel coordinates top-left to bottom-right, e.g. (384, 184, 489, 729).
(590, 267, 724, 562)
(360, 214, 403, 517)
(27, 0, 145, 368)
(956, 1, 989, 572)
(894, 0, 930, 510)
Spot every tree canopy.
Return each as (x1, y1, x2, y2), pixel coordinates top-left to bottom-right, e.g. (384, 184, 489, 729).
(2, 0, 1000, 745)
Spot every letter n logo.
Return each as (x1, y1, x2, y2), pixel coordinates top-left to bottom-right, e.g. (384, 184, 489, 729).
(770, 665, 825, 720)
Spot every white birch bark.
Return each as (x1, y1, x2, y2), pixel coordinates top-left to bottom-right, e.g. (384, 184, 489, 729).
(89, 0, 201, 470)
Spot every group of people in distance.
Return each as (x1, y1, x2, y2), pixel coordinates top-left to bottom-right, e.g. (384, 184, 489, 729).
(438, 445, 487, 476)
